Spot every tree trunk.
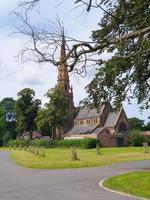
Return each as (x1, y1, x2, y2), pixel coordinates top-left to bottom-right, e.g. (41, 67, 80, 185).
(29, 130, 33, 140)
(51, 126, 56, 140)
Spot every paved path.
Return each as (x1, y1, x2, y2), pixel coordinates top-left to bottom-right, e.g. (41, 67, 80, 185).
(0, 151, 150, 200)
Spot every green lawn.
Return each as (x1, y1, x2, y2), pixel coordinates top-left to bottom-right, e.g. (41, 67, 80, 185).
(103, 171, 150, 199)
(6, 147, 150, 169)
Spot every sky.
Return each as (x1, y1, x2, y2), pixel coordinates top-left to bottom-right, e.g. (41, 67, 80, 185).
(0, 0, 149, 122)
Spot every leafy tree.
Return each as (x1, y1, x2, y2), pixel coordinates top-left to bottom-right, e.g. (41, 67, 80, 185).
(15, 0, 150, 109)
(84, 0, 150, 109)
(36, 108, 52, 137)
(0, 107, 7, 146)
(128, 117, 145, 131)
(129, 130, 148, 146)
(15, 88, 41, 139)
(0, 98, 17, 146)
(143, 121, 150, 131)
(45, 87, 69, 139)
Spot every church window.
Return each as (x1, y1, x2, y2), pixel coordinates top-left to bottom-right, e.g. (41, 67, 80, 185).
(80, 120, 83, 125)
(86, 119, 90, 125)
(118, 122, 128, 134)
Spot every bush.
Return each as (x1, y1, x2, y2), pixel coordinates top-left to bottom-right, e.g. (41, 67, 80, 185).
(29, 139, 57, 148)
(58, 138, 100, 149)
(6, 138, 100, 149)
(7, 140, 30, 148)
(129, 130, 148, 146)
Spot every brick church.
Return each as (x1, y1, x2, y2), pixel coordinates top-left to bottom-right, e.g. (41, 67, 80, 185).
(57, 31, 129, 147)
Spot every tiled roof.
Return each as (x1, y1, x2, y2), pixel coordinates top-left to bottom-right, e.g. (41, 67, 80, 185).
(67, 125, 94, 135)
(76, 107, 100, 120)
(104, 112, 118, 127)
(92, 127, 105, 134)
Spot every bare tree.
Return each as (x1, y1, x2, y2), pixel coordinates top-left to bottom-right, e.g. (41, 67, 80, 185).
(14, 0, 150, 108)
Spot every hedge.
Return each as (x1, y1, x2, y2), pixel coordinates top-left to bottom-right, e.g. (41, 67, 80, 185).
(6, 138, 100, 149)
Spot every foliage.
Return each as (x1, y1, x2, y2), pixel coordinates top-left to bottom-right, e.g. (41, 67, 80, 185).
(36, 108, 52, 137)
(6, 138, 99, 149)
(82, 0, 150, 109)
(129, 130, 148, 146)
(57, 138, 99, 149)
(0, 98, 17, 146)
(128, 117, 145, 131)
(29, 139, 57, 148)
(45, 87, 69, 138)
(15, 88, 41, 139)
(7, 139, 30, 148)
(143, 121, 150, 131)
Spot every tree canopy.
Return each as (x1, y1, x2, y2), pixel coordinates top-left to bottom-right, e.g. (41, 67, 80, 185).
(15, 88, 41, 139)
(45, 87, 69, 139)
(15, 0, 150, 109)
(128, 117, 145, 131)
(0, 98, 17, 146)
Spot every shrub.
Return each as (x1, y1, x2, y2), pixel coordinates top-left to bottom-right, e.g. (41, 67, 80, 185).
(129, 130, 148, 146)
(7, 140, 30, 148)
(58, 138, 99, 149)
(6, 138, 100, 149)
(29, 139, 57, 148)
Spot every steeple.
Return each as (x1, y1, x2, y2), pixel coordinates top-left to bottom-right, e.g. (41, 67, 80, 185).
(57, 28, 69, 93)
(57, 28, 75, 134)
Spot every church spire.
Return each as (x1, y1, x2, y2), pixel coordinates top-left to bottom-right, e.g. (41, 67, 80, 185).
(60, 27, 66, 63)
(57, 28, 69, 93)
(56, 28, 75, 135)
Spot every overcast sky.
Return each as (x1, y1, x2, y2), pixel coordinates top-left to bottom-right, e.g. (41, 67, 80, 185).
(0, 0, 149, 122)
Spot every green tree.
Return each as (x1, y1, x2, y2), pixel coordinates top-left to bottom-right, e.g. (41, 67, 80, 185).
(128, 117, 145, 131)
(0, 98, 17, 146)
(0, 107, 7, 146)
(143, 121, 150, 131)
(45, 87, 69, 139)
(36, 108, 52, 137)
(82, 0, 150, 109)
(15, 88, 41, 139)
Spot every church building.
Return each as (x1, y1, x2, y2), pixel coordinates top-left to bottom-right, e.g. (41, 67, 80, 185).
(58, 32, 129, 147)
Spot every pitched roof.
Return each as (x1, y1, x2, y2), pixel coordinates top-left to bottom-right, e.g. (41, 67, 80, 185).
(76, 107, 100, 120)
(67, 125, 94, 135)
(92, 127, 105, 134)
(104, 112, 118, 127)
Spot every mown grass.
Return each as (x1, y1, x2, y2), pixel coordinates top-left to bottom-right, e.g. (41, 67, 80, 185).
(103, 171, 150, 199)
(5, 147, 150, 169)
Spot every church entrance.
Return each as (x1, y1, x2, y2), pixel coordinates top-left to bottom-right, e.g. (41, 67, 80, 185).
(117, 137, 124, 147)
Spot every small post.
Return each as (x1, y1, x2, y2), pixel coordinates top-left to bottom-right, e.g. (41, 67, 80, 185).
(71, 146, 78, 161)
(96, 143, 101, 155)
(143, 142, 149, 153)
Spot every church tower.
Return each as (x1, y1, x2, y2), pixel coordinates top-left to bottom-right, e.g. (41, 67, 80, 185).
(57, 29, 74, 132)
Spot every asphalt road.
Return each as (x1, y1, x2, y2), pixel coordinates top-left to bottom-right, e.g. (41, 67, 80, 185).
(0, 151, 149, 200)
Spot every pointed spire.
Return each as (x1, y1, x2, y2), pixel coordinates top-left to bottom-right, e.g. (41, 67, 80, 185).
(60, 27, 66, 63)
(57, 27, 69, 93)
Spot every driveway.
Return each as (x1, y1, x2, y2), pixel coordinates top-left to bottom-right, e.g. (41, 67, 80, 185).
(0, 151, 149, 200)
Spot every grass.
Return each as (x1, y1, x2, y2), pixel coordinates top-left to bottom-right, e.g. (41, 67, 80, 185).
(103, 171, 150, 199)
(5, 146, 150, 169)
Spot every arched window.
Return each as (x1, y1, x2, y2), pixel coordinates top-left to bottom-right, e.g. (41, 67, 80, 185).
(118, 122, 128, 133)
